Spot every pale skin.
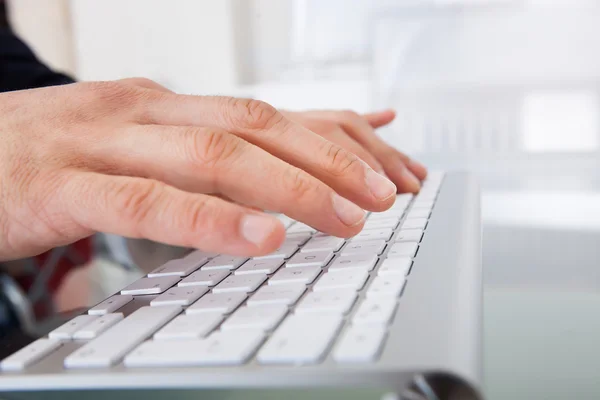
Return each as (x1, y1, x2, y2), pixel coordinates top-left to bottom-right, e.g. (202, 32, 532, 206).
(0, 78, 427, 262)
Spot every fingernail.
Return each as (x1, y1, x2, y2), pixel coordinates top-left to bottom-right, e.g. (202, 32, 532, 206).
(403, 168, 421, 192)
(332, 193, 365, 227)
(365, 168, 397, 200)
(240, 214, 280, 246)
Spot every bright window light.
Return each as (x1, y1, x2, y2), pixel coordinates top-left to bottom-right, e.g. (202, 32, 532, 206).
(522, 91, 599, 152)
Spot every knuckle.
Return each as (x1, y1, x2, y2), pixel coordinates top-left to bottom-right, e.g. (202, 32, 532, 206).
(82, 81, 144, 108)
(314, 120, 340, 135)
(283, 168, 316, 201)
(85, 81, 132, 98)
(185, 196, 217, 236)
(121, 77, 157, 87)
(179, 196, 229, 247)
(185, 128, 244, 169)
(322, 141, 362, 177)
(341, 109, 361, 122)
(110, 179, 161, 229)
(226, 97, 284, 130)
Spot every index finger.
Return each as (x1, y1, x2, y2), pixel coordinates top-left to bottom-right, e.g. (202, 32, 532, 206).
(321, 110, 428, 187)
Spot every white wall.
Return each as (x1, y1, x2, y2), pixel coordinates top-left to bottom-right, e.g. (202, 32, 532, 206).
(7, 0, 75, 75)
(233, 0, 293, 85)
(70, 0, 240, 95)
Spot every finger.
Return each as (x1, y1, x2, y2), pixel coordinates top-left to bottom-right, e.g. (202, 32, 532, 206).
(316, 111, 423, 192)
(286, 110, 426, 186)
(362, 109, 396, 128)
(319, 127, 384, 173)
(375, 150, 424, 194)
(287, 116, 385, 174)
(89, 125, 368, 237)
(138, 95, 397, 212)
(212, 194, 263, 211)
(58, 170, 285, 256)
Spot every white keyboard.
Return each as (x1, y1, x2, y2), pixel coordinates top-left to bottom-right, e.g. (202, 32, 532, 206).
(0, 174, 444, 371)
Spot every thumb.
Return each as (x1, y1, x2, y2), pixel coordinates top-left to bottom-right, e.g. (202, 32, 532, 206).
(362, 109, 396, 128)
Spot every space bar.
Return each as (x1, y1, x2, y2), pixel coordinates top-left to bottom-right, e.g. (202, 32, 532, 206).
(64, 306, 181, 368)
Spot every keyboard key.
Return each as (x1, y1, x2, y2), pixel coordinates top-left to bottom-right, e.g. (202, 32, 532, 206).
(253, 245, 297, 259)
(88, 295, 133, 315)
(186, 292, 247, 315)
(377, 257, 412, 277)
(313, 270, 368, 292)
(415, 192, 437, 201)
(181, 250, 217, 264)
(406, 209, 431, 219)
(287, 222, 316, 234)
(402, 218, 427, 230)
(221, 305, 288, 331)
(283, 232, 312, 246)
(368, 210, 404, 220)
(351, 228, 393, 242)
(300, 237, 345, 253)
(125, 330, 265, 367)
(363, 218, 399, 230)
(247, 284, 306, 306)
(120, 276, 179, 295)
(286, 251, 333, 268)
(148, 259, 208, 278)
(257, 315, 342, 364)
(366, 276, 406, 298)
(201, 255, 248, 270)
(340, 240, 386, 256)
(1, 339, 62, 371)
(295, 289, 357, 314)
(425, 170, 445, 179)
(154, 313, 223, 340)
(394, 229, 423, 243)
(395, 194, 414, 203)
(388, 242, 419, 258)
(328, 254, 378, 272)
(268, 266, 321, 285)
(73, 313, 124, 339)
(150, 286, 208, 306)
(234, 259, 284, 275)
(147, 256, 207, 278)
(64, 306, 181, 368)
(49, 315, 98, 340)
(333, 326, 387, 363)
(352, 298, 397, 325)
(389, 204, 410, 214)
(412, 201, 434, 209)
(178, 269, 229, 287)
(212, 274, 267, 293)
(311, 231, 333, 238)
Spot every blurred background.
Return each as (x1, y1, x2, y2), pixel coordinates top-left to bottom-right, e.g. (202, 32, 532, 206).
(4, 0, 600, 398)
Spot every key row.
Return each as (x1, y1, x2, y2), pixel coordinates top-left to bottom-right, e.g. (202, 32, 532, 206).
(120, 241, 419, 299)
(2, 251, 414, 371)
(144, 226, 416, 281)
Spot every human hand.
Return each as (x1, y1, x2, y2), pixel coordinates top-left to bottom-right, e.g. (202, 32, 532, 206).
(0, 79, 398, 261)
(282, 109, 427, 193)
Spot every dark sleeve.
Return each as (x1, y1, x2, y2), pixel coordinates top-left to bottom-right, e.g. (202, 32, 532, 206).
(0, 28, 75, 92)
(0, 2, 74, 93)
